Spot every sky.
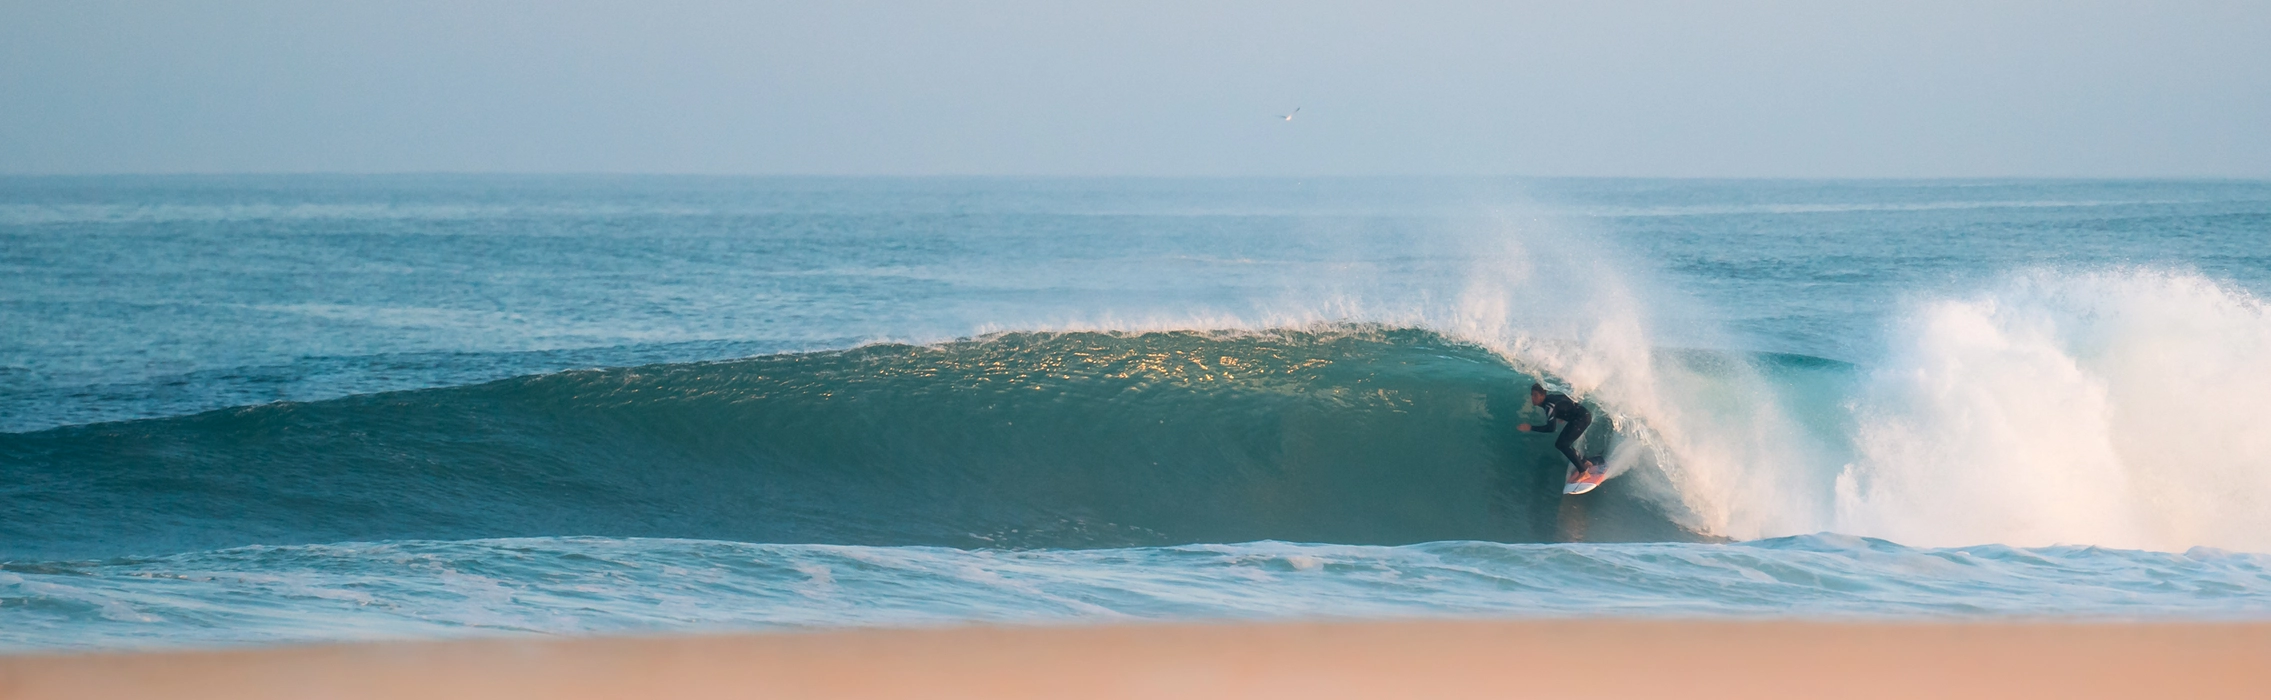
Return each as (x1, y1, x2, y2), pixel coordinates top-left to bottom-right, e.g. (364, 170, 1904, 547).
(3, 1, 2268, 177)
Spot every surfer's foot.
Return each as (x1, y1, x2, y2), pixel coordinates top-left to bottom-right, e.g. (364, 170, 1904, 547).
(1570, 464, 1606, 484)
(1563, 466, 1608, 495)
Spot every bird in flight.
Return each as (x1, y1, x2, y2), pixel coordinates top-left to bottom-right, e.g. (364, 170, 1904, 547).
(1280, 107, 1300, 122)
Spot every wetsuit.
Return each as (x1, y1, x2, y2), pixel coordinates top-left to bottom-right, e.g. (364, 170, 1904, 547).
(1534, 392, 1593, 470)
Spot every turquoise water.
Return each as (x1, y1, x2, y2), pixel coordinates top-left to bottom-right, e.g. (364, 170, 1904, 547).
(6, 176, 2271, 651)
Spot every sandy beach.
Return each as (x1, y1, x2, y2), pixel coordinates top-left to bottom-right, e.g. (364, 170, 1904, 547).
(5, 619, 2267, 699)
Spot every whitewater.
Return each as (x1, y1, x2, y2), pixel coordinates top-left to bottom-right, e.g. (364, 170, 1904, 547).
(6, 176, 2271, 651)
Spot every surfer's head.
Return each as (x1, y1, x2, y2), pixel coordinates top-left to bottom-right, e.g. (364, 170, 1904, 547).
(1529, 383, 1547, 405)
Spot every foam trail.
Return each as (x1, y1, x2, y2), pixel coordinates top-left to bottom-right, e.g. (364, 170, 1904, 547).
(1837, 269, 2271, 551)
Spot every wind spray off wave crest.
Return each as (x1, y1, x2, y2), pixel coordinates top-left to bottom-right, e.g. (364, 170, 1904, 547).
(1031, 212, 1854, 546)
(1424, 217, 1840, 544)
(1838, 269, 2271, 551)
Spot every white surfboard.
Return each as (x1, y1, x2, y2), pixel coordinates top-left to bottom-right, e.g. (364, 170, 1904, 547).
(1563, 464, 1609, 495)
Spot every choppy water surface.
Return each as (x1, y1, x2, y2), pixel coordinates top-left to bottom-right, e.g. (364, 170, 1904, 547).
(6, 176, 2271, 651)
(10, 535, 2270, 652)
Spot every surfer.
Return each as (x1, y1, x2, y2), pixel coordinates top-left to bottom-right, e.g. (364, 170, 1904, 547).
(1517, 383, 1605, 492)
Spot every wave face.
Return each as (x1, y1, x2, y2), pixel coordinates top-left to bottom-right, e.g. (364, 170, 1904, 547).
(13, 270, 2271, 561)
(1, 328, 1715, 560)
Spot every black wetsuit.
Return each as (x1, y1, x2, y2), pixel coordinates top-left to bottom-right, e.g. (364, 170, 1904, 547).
(1533, 392, 1593, 470)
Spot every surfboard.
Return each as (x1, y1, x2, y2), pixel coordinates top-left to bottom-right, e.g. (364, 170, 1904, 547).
(1564, 460, 1609, 495)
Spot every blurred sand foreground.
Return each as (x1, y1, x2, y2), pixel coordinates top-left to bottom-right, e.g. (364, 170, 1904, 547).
(4, 620, 2267, 699)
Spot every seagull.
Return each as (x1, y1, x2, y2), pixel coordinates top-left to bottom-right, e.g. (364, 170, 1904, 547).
(1280, 107, 1300, 122)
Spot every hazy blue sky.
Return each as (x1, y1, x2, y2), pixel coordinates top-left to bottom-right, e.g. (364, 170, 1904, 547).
(4, 1, 2267, 177)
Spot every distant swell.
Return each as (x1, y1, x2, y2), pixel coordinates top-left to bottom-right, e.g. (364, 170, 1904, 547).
(0, 327, 1712, 560)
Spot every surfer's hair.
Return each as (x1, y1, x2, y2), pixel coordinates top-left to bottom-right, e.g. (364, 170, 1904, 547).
(1529, 383, 1547, 395)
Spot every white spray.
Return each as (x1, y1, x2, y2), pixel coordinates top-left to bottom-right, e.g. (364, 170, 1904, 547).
(1836, 269, 2271, 551)
(1422, 213, 1838, 540)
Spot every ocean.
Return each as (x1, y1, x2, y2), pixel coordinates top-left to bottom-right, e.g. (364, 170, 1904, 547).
(6, 175, 2271, 651)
